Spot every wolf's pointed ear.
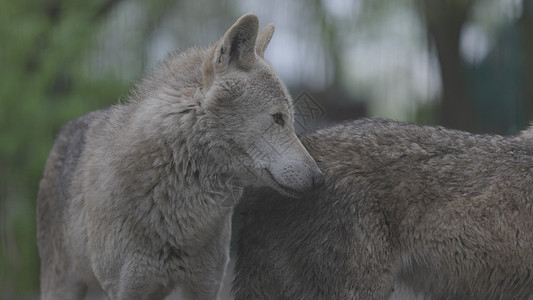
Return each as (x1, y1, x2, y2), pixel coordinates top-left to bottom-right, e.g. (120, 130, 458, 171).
(256, 24, 275, 58)
(216, 13, 259, 70)
(203, 14, 259, 90)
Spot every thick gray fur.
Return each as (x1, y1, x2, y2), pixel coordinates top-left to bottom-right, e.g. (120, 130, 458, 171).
(234, 118, 533, 300)
(36, 13, 323, 300)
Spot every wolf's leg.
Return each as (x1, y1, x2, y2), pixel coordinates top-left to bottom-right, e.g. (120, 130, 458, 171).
(182, 253, 229, 300)
(181, 253, 229, 300)
(40, 266, 87, 300)
(181, 216, 232, 300)
(38, 173, 88, 299)
(107, 240, 228, 300)
(41, 283, 87, 300)
(107, 254, 175, 300)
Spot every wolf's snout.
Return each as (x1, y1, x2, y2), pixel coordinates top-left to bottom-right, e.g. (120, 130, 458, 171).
(312, 170, 325, 189)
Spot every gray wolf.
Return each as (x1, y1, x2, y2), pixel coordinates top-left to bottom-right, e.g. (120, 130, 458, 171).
(36, 13, 324, 300)
(234, 118, 533, 300)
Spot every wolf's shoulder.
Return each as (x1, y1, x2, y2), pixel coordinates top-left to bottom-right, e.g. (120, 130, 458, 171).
(45, 108, 112, 203)
(57, 108, 111, 139)
(54, 108, 113, 170)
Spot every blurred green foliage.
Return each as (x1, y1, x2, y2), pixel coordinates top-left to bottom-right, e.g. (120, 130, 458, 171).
(0, 0, 128, 295)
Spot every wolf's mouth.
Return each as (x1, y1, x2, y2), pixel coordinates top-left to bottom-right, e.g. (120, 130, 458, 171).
(263, 168, 303, 199)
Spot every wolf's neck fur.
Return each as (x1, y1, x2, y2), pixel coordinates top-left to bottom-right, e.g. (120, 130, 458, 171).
(109, 48, 237, 247)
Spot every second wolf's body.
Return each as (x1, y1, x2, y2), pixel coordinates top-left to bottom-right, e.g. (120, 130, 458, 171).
(234, 118, 533, 300)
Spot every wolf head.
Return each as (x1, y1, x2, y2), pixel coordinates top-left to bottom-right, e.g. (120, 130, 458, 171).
(201, 14, 324, 198)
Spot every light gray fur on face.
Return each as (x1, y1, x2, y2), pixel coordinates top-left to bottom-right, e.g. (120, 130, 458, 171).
(203, 61, 320, 197)
(198, 15, 322, 197)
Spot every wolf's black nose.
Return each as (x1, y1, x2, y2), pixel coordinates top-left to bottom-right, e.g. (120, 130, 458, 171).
(312, 171, 325, 189)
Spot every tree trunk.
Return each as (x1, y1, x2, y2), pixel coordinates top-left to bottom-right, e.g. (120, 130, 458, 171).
(421, 0, 476, 131)
(521, 0, 533, 123)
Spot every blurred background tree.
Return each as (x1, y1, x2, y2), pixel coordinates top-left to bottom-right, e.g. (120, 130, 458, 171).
(419, 0, 477, 131)
(0, 0, 531, 298)
(0, 0, 129, 296)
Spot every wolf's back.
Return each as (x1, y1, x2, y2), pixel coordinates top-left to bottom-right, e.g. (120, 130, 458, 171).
(36, 109, 110, 279)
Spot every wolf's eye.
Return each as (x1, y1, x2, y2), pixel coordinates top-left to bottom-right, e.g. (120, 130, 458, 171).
(273, 113, 284, 126)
